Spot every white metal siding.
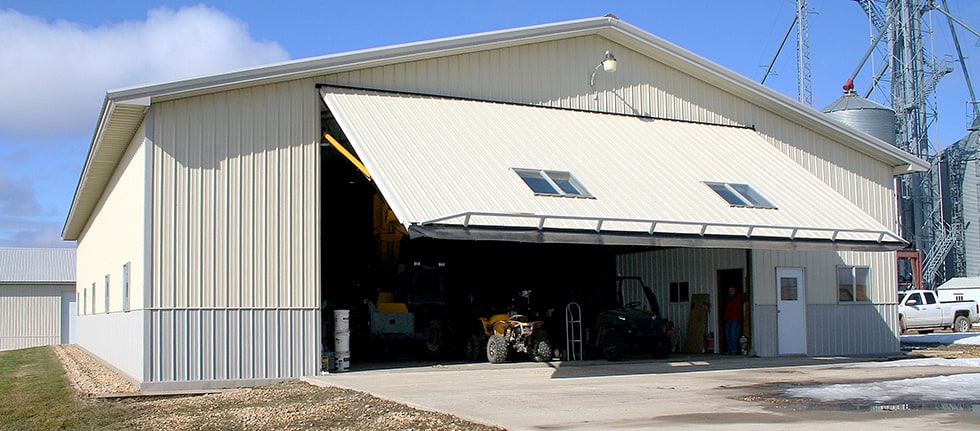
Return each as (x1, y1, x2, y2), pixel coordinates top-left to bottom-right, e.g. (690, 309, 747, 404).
(318, 34, 898, 233)
(322, 37, 741, 128)
(76, 128, 148, 315)
(0, 284, 71, 351)
(149, 79, 319, 388)
(618, 248, 899, 357)
(806, 304, 900, 356)
(145, 308, 317, 391)
(750, 248, 899, 356)
(73, 128, 144, 380)
(76, 310, 144, 382)
(750, 249, 896, 306)
(152, 79, 319, 310)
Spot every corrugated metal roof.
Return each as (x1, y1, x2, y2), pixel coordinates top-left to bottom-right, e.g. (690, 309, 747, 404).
(936, 277, 980, 290)
(320, 86, 905, 251)
(822, 91, 894, 112)
(0, 248, 76, 284)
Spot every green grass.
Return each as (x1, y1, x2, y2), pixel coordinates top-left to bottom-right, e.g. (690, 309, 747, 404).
(0, 346, 131, 431)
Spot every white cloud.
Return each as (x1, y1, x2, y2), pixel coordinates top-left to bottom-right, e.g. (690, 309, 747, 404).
(0, 5, 290, 139)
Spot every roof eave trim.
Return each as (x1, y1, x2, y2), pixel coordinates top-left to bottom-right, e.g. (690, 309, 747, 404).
(62, 97, 150, 240)
(408, 225, 907, 252)
(415, 211, 907, 247)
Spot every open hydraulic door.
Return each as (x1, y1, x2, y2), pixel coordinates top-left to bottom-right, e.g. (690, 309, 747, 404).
(318, 86, 906, 252)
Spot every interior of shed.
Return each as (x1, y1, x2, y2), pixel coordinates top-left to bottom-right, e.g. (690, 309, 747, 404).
(317, 106, 651, 365)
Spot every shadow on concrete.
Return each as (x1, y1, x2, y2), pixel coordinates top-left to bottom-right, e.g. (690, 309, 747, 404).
(545, 353, 888, 379)
(330, 351, 892, 380)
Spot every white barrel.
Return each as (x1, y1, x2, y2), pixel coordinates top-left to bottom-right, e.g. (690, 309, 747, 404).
(333, 309, 350, 333)
(335, 351, 350, 372)
(334, 332, 350, 353)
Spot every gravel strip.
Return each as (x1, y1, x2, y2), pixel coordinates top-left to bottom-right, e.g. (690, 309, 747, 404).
(50, 344, 506, 430)
(52, 344, 139, 395)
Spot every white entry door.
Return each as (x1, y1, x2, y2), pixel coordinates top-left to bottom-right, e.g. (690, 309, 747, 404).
(776, 267, 806, 355)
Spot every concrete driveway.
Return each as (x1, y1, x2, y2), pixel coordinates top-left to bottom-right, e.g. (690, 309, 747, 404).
(304, 353, 980, 430)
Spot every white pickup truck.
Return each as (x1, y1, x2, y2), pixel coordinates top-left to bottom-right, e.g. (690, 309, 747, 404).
(898, 289, 979, 334)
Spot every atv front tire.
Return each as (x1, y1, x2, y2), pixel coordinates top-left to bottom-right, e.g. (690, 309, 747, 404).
(487, 334, 508, 363)
(532, 338, 552, 362)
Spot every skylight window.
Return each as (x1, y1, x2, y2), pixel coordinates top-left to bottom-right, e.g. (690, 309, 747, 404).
(705, 182, 775, 209)
(514, 168, 593, 198)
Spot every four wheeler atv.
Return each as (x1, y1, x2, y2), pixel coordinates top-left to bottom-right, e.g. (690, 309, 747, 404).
(595, 277, 672, 361)
(483, 313, 552, 363)
(465, 312, 510, 361)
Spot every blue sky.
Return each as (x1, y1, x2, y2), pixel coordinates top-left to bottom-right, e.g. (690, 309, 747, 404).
(1, 0, 978, 248)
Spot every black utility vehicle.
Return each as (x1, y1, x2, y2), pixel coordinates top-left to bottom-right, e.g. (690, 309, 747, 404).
(592, 277, 672, 361)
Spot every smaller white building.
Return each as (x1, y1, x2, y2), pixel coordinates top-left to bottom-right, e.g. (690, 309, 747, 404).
(0, 248, 76, 351)
(936, 276, 980, 303)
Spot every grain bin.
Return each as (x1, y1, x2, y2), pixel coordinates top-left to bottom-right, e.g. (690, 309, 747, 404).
(822, 90, 897, 145)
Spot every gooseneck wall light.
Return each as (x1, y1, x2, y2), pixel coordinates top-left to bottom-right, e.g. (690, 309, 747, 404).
(588, 51, 617, 91)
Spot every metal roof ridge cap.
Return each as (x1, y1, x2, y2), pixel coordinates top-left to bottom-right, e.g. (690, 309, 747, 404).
(106, 16, 615, 102)
(606, 20, 927, 171)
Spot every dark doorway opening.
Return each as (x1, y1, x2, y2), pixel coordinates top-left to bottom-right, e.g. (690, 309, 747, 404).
(318, 104, 636, 365)
(716, 268, 747, 354)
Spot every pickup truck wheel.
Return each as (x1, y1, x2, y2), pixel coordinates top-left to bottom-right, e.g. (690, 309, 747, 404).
(953, 315, 972, 333)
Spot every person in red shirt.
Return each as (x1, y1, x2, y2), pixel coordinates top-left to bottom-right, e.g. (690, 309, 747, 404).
(723, 286, 749, 355)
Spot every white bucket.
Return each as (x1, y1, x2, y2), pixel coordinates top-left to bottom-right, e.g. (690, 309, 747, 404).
(333, 309, 350, 333)
(335, 351, 350, 372)
(334, 332, 350, 353)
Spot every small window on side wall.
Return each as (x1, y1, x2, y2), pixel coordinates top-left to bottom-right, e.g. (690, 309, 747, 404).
(669, 282, 689, 303)
(122, 262, 131, 312)
(837, 266, 870, 302)
(104, 275, 110, 314)
(514, 168, 593, 198)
